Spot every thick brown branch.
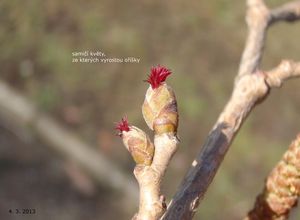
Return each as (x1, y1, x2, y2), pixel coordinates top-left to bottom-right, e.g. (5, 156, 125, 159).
(245, 134, 300, 220)
(162, 0, 300, 217)
(162, 72, 269, 220)
(161, 60, 300, 220)
(160, 0, 300, 219)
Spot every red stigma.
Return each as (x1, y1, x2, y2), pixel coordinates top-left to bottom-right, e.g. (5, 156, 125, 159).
(115, 116, 130, 136)
(145, 65, 172, 89)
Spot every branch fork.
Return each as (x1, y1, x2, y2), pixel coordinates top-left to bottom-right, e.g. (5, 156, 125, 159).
(116, 0, 300, 219)
(161, 0, 300, 219)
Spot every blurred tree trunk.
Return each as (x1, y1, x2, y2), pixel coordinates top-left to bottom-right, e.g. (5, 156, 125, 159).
(0, 80, 138, 208)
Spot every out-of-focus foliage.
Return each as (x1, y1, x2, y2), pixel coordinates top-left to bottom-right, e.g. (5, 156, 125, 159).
(0, 0, 299, 219)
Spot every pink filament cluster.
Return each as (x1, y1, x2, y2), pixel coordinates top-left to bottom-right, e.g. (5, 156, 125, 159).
(145, 65, 172, 89)
(115, 117, 130, 136)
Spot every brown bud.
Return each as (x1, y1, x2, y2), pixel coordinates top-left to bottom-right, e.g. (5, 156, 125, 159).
(122, 126, 154, 166)
(142, 84, 178, 135)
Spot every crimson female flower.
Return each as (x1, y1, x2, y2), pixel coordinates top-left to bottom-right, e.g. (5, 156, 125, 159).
(115, 116, 130, 136)
(115, 117, 154, 166)
(143, 65, 178, 135)
(145, 65, 172, 89)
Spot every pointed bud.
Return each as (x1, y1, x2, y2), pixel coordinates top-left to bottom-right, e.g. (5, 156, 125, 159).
(142, 65, 178, 135)
(116, 117, 154, 166)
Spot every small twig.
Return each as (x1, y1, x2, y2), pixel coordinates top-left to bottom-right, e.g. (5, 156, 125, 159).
(245, 134, 300, 220)
(133, 134, 178, 220)
(117, 66, 179, 220)
(265, 60, 300, 87)
(269, 1, 300, 24)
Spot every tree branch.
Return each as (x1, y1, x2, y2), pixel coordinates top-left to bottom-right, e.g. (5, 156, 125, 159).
(238, 0, 269, 77)
(238, 0, 300, 78)
(118, 69, 179, 220)
(162, 60, 300, 220)
(265, 60, 300, 87)
(161, 0, 300, 218)
(269, 1, 300, 25)
(133, 134, 178, 220)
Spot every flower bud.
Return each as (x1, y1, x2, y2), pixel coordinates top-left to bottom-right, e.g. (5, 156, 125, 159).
(142, 65, 178, 135)
(116, 117, 154, 166)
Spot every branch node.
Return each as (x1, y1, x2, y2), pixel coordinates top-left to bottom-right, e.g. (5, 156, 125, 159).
(265, 60, 300, 88)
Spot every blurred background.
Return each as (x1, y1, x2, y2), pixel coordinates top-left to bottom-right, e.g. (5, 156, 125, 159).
(0, 0, 299, 219)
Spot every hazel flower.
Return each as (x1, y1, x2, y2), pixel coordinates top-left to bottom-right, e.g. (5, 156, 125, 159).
(142, 65, 178, 135)
(116, 117, 154, 166)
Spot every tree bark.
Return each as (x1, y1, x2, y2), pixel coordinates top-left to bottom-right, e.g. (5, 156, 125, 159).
(162, 1, 300, 219)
